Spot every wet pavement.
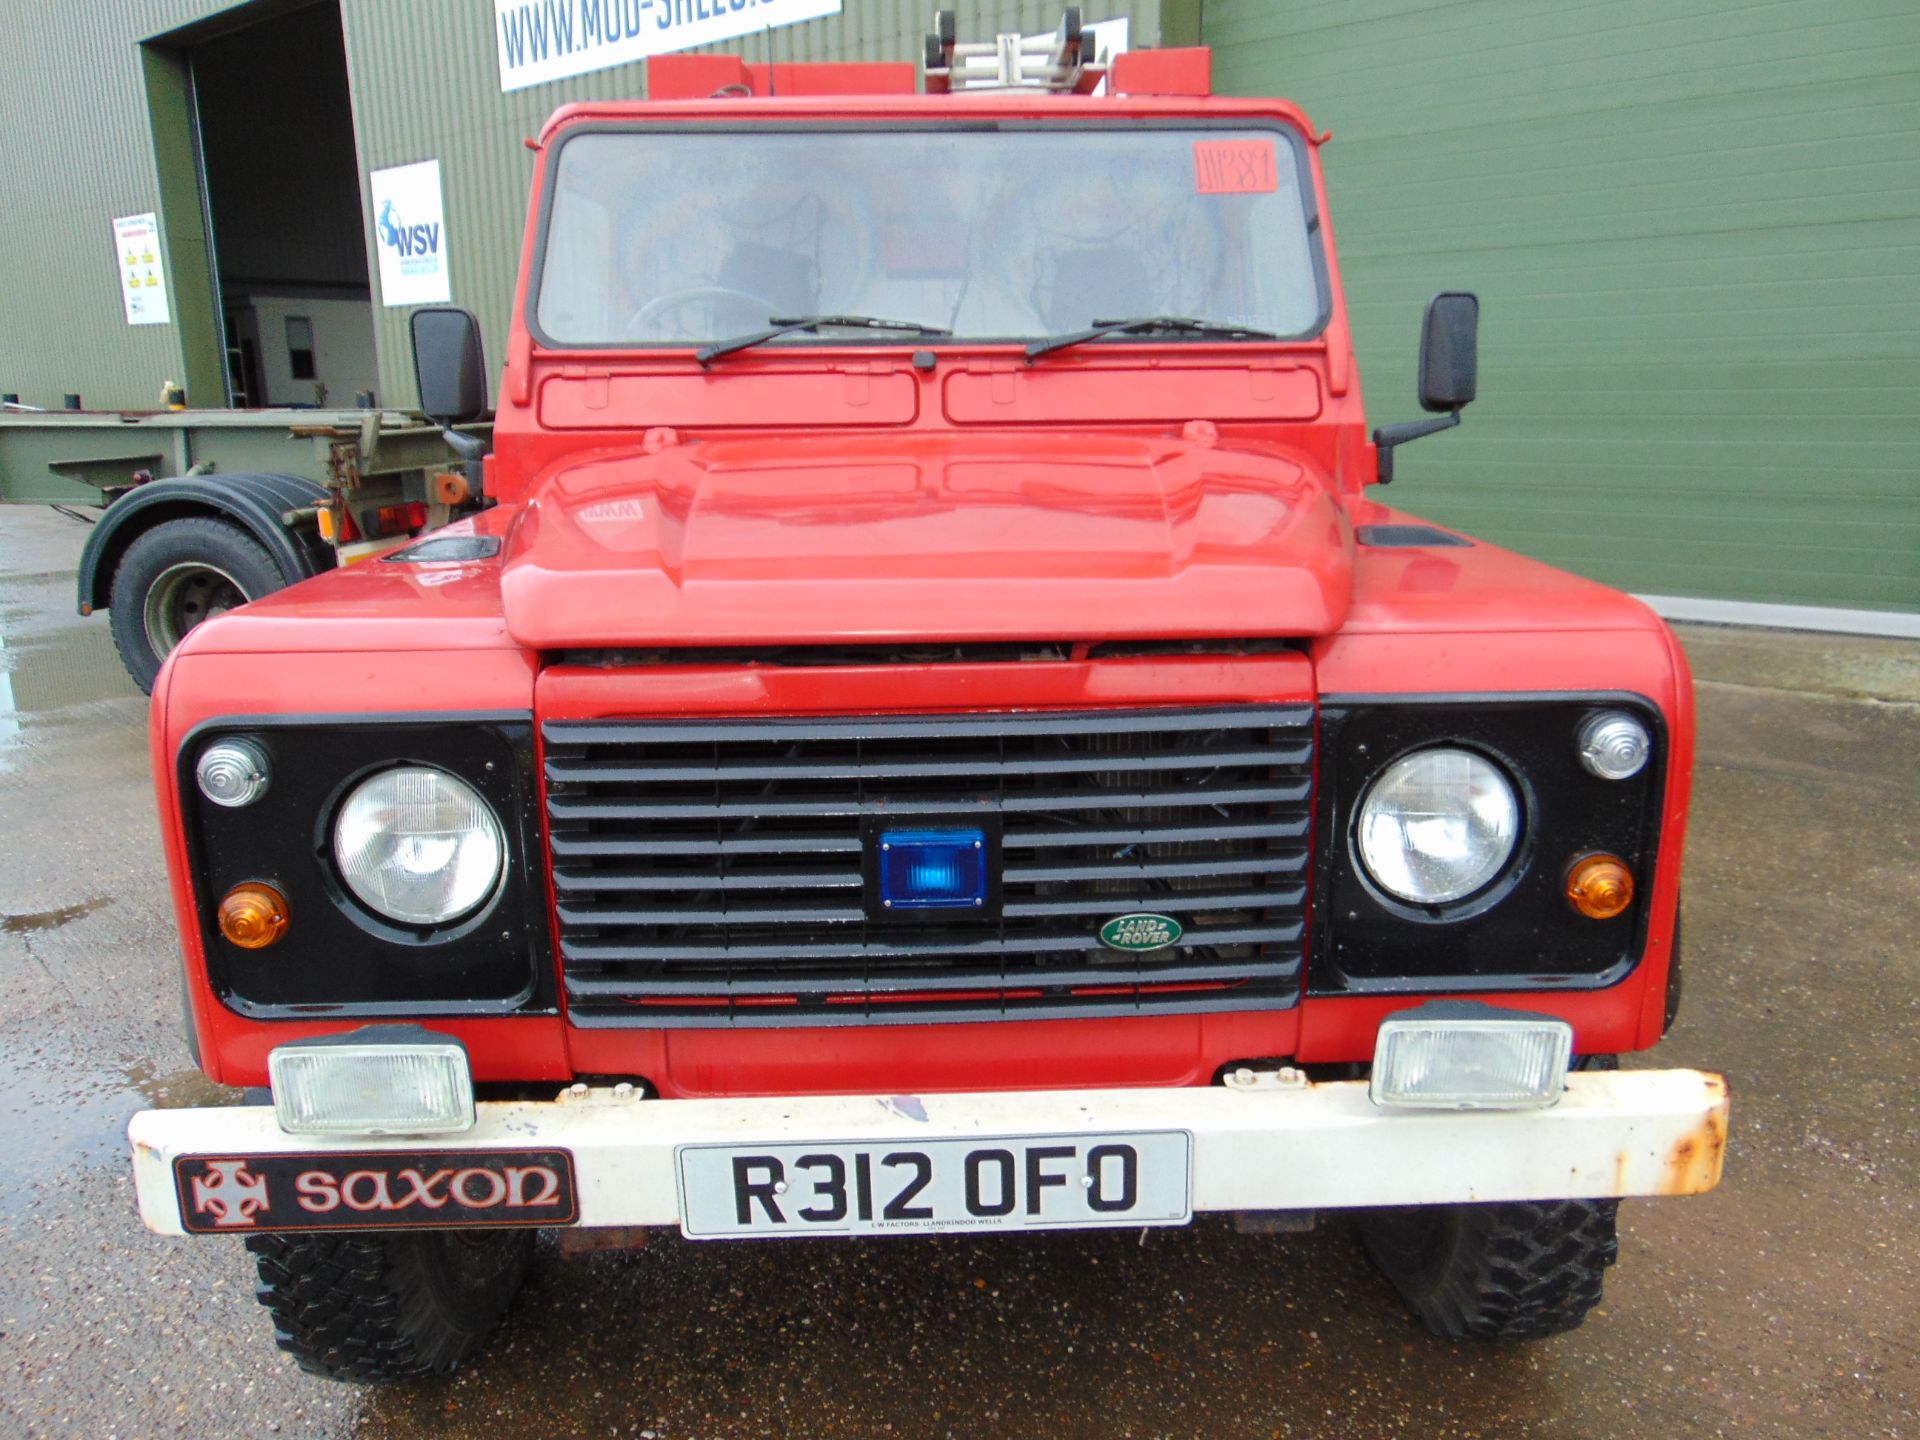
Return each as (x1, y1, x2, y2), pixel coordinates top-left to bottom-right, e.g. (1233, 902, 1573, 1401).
(0, 504, 1913, 1438)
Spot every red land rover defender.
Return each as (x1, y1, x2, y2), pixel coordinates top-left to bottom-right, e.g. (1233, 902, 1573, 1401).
(127, 18, 1727, 1382)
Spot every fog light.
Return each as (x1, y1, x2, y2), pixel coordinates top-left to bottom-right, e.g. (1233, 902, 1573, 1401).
(218, 882, 289, 949)
(1566, 853, 1634, 919)
(197, 738, 270, 808)
(269, 1033, 474, 1136)
(1370, 1003, 1573, 1110)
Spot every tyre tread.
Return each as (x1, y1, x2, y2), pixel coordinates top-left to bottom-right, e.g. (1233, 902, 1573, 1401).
(245, 1230, 532, 1383)
(1361, 1199, 1619, 1341)
(106, 516, 282, 693)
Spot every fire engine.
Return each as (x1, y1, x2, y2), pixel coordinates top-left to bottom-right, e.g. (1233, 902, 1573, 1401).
(127, 13, 1725, 1381)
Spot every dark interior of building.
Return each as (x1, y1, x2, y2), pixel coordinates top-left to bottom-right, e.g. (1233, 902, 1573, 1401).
(190, 0, 372, 406)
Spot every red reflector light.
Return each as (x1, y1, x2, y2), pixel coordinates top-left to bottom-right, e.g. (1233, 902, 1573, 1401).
(634, 989, 1051, 1008)
(369, 501, 428, 537)
(1071, 980, 1237, 997)
(827, 989, 1044, 1005)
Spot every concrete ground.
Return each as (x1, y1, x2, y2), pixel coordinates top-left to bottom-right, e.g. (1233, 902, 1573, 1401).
(0, 504, 1913, 1439)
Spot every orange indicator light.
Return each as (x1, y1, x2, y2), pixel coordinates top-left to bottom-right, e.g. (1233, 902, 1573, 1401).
(1565, 855, 1634, 920)
(218, 882, 290, 949)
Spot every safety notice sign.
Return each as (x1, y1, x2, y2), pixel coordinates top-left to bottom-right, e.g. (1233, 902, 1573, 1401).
(113, 213, 171, 326)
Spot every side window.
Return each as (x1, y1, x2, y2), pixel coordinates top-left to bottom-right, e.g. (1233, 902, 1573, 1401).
(536, 188, 614, 341)
(285, 316, 316, 381)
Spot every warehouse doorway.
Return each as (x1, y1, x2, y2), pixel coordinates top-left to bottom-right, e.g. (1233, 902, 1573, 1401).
(144, 1, 375, 408)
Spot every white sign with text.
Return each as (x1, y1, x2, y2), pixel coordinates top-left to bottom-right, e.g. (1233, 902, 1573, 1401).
(494, 0, 842, 92)
(369, 160, 451, 307)
(112, 213, 171, 326)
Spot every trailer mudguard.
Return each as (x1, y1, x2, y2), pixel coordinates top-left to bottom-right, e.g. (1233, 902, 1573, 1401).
(76, 472, 331, 615)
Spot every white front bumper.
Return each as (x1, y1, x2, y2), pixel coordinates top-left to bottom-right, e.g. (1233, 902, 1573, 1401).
(129, 1069, 1727, 1237)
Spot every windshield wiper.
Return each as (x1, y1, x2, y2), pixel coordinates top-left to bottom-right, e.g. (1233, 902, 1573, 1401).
(1024, 315, 1279, 362)
(696, 314, 952, 366)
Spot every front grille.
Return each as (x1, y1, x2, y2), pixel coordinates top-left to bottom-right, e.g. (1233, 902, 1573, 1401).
(543, 705, 1313, 1026)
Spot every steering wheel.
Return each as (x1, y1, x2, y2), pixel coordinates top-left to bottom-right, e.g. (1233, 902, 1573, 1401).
(627, 286, 781, 340)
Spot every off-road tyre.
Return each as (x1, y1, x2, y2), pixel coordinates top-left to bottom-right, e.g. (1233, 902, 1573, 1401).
(245, 1228, 536, 1382)
(107, 516, 284, 692)
(1356, 1199, 1619, 1340)
(1664, 905, 1685, 1034)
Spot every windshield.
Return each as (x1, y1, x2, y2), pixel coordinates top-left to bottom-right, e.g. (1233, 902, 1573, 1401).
(533, 124, 1327, 347)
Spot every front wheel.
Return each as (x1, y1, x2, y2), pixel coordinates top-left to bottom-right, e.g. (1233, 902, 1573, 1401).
(107, 517, 286, 692)
(246, 1228, 536, 1382)
(1355, 1199, 1619, 1340)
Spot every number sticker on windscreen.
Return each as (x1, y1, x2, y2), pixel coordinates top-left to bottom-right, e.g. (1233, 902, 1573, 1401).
(1193, 139, 1280, 194)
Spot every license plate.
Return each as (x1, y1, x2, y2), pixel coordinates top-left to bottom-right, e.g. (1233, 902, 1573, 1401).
(676, 1131, 1192, 1239)
(173, 1149, 578, 1234)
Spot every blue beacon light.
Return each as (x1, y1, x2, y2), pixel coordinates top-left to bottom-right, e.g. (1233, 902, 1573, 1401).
(877, 828, 988, 909)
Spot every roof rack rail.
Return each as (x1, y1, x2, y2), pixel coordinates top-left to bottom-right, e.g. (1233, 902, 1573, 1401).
(923, 7, 1108, 94)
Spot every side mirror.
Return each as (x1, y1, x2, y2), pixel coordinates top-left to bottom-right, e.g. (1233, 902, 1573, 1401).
(1417, 291, 1478, 413)
(409, 306, 488, 425)
(1373, 291, 1480, 484)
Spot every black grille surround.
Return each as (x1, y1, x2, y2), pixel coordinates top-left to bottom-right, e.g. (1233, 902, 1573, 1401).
(542, 706, 1314, 1027)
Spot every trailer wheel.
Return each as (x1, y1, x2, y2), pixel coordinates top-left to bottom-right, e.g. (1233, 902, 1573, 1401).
(245, 1228, 536, 1383)
(107, 517, 284, 692)
(1355, 1199, 1619, 1340)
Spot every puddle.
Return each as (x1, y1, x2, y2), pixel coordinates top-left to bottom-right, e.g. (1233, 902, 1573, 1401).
(121, 1056, 240, 1109)
(0, 618, 137, 709)
(0, 619, 140, 772)
(0, 1043, 238, 1224)
(2, 896, 110, 934)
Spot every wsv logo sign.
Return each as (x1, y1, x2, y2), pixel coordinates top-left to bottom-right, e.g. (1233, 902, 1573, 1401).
(378, 199, 440, 261)
(369, 158, 451, 305)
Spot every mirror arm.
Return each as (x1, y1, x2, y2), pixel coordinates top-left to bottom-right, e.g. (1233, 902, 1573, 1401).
(1371, 409, 1460, 485)
(440, 426, 490, 499)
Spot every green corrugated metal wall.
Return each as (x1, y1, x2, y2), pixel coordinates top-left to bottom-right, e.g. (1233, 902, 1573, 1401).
(1205, 0, 1920, 612)
(0, 0, 234, 409)
(0, 1, 1164, 416)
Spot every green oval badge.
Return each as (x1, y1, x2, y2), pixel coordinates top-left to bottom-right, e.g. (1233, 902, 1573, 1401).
(1099, 913, 1184, 953)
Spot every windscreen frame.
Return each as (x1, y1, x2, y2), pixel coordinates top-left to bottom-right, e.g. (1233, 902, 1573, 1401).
(523, 116, 1335, 353)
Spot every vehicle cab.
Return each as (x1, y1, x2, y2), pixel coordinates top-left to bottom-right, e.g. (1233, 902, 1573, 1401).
(128, 17, 1725, 1382)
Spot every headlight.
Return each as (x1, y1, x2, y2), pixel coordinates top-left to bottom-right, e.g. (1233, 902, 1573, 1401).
(1355, 747, 1520, 905)
(333, 766, 505, 925)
